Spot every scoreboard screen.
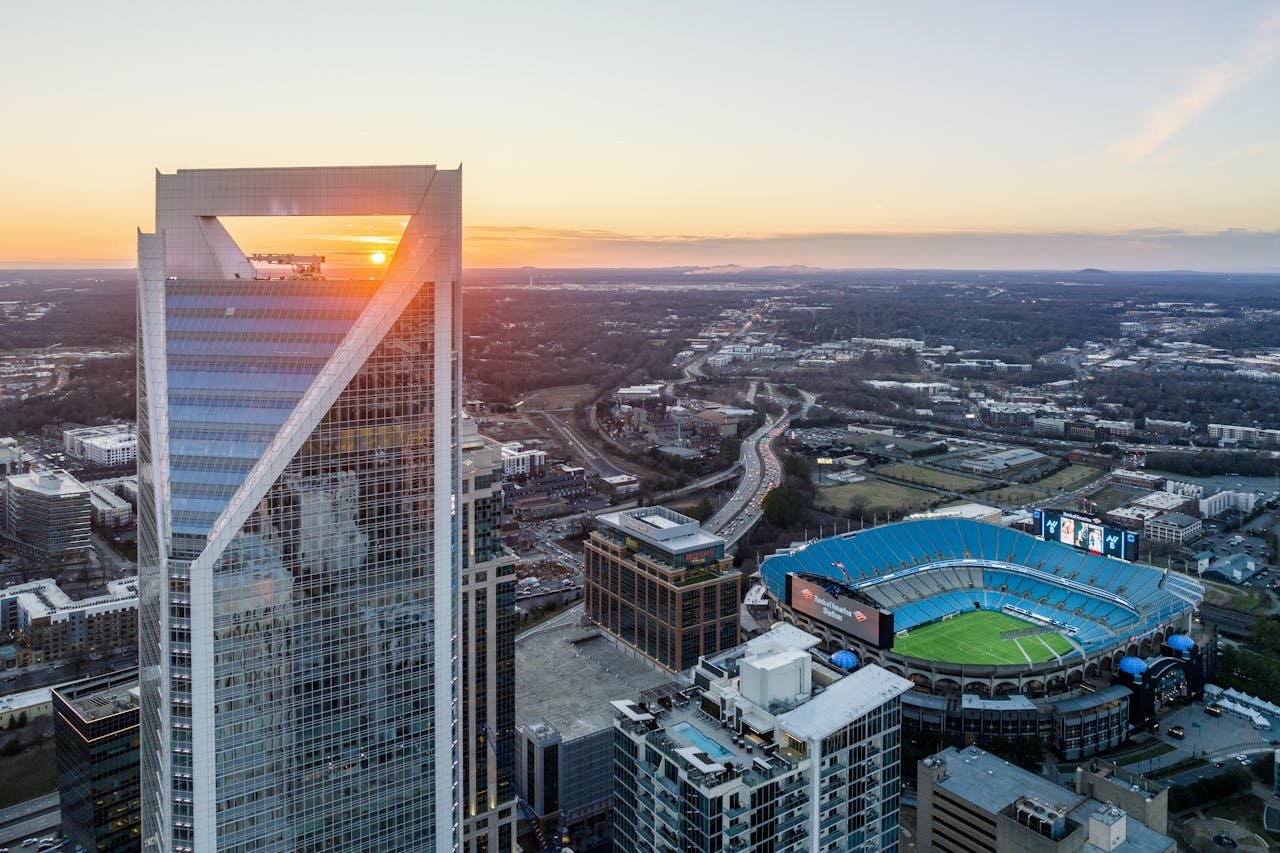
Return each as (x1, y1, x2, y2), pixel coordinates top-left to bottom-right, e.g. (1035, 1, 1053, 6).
(1035, 509, 1138, 562)
(786, 573, 895, 649)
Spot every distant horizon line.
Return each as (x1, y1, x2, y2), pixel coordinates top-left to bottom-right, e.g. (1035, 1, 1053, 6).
(3, 262, 1280, 275)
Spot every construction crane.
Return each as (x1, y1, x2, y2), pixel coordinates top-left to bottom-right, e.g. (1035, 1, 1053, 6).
(479, 725, 571, 852)
(246, 252, 325, 279)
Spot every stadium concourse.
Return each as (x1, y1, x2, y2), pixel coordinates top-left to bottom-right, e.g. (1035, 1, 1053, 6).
(759, 517, 1206, 759)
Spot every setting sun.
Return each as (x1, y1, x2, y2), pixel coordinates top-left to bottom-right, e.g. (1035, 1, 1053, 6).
(370, 251, 387, 265)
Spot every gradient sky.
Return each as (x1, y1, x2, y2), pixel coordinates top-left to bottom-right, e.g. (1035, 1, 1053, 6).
(2, 1, 1279, 270)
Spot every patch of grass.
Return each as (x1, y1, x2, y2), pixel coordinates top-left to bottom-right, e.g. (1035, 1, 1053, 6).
(0, 738, 56, 809)
(519, 383, 597, 410)
(978, 485, 1051, 506)
(1202, 578, 1265, 612)
(815, 479, 937, 517)
(1229, 591, 1261, 611)
(1105, 740, 1178, 766)
(1037, 464, 1104, 491)
(891, 610, 1073, 665)
(1082, 484, 1145, 513)
(1205, 795, 1277, 841)
(877, 463, 985, 491)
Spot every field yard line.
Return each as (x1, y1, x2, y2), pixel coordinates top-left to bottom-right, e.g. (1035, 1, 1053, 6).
(1035, 634, 1061, 663)
(1013, 637, 1033, 666)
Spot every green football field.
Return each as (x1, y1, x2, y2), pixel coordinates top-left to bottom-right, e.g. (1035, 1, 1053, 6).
(891, 609, 1074, 665)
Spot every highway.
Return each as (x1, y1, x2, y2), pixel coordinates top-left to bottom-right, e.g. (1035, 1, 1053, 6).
(706, 386, 817, 547)
(0, 793, 59, 850)
(706, 413, 788, 545)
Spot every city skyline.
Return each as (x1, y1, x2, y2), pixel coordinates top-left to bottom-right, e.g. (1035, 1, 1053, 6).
(3, 2, 1280, 270)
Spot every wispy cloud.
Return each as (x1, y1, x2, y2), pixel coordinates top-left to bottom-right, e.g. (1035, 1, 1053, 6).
(1114, 11, 1280, 163)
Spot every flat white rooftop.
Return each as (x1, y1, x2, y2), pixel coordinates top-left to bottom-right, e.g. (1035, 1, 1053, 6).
(599, 506, 725, 556)
(6, 469, 88, 497)
(780, 663, 912, 741)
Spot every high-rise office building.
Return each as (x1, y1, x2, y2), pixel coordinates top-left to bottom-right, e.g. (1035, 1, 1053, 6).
(458, 420, 519, 852)
(137, 166, 461, 852)
(612, 623, 913, 852)
(584, 506, 740, 673)
(3, 467, 91, 564)
(53, 668, 142, 853)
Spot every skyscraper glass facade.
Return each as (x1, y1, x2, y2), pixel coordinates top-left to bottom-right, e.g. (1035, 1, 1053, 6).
(138, 166, 460, 852)
(459, 423, 518, 852)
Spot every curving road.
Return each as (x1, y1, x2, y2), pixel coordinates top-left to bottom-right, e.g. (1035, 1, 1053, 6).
(707, 414, 788, 544)
(537, 409, 630, 478)
(705, 386, 816, 546)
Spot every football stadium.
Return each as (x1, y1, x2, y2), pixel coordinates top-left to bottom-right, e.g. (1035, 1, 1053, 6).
(759, 517, 1205, 756)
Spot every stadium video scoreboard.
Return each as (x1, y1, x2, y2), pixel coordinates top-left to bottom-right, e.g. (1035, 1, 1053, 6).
(785, 573, 895, 649)
(1034, 509, 1138, 562)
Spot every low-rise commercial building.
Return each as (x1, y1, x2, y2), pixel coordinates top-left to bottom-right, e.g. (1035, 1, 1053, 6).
(1105, 505, 1163, 531)
(960, 447, 1047, 475)
(512, 494, 569, 521)
(613, 624, 914, 852)
(506, 464, 591, 500)
(597, 473, 640, 497)
(614, 384, 664, 403)
(1111, 470, 1166, 490)
(1204, 554, 1260, 585)
(917, 746, 1175, 852)
(1130, 491, 1193, 514)
(0, 685, 53, 728)
(1143, 512, 1203, 545)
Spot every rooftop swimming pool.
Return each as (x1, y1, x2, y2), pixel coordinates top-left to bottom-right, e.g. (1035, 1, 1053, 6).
(670, 720, 734, 762)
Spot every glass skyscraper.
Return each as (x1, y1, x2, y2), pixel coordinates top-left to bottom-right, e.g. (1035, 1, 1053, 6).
(458, 420, 518, 852)
(137, 166, 461, 852)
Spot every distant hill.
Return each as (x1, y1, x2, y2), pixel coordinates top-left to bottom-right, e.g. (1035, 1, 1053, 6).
(684, 264, 825, 276)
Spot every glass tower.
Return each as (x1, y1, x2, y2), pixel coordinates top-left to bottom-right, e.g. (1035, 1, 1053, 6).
(458, 420, 519, 852)
(137, 166, 461, 852)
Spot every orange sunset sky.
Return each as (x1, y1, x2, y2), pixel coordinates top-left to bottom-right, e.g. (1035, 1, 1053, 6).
(2, 2, 1279, 270)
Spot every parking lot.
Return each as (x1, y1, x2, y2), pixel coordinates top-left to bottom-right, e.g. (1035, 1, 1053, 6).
(1149, 700, 1280, 787)
(1193, 506, 1278, 590)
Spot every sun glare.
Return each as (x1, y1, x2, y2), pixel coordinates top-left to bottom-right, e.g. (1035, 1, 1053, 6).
(370, 251, 387, 265)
